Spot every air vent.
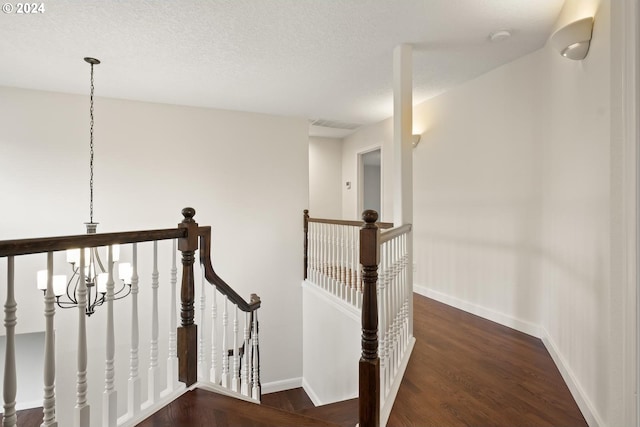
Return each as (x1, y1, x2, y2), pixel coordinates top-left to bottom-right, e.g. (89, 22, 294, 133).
(309, 119, 362, 130)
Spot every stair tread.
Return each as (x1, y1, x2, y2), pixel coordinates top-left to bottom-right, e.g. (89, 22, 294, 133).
(136, 388, 342, 427)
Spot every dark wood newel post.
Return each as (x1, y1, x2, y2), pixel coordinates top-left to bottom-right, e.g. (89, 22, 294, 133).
(359, 210, 380, 427)
(178, 207, 198, 386)
(303, 209, 309, 279)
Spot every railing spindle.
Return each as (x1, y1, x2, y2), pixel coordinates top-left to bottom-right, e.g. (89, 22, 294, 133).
(165, 239, 180, 392)
(75, 250, 90, 427)
(221, 296, 229, 388)
(251, 311, 260, 400)
(198, 268, 207, 380)
(3, 256, 17, 427)
(241, 312, 251, 396)
(42, 253, 57, 427)
(148, 241, 160, 403)
(232, 307, 239, 392)
(210, 286, 218, 383)
(128, 243, 141, 417)
(103, 245, 117, 427)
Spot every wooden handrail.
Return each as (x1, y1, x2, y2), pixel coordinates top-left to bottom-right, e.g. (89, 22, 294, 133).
(303, 210, 392, 281)
(380, 223, 412, 244)
(0, 228, 186, 257)
(307, 216, 394, 229)
(198, 226, 261, 312)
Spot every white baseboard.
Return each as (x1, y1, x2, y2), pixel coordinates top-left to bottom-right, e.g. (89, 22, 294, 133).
(301, 376, 323, 407)
(413, 285, 541, 338)
(261, 377, 302, 394)
(541, 329, 604, 427)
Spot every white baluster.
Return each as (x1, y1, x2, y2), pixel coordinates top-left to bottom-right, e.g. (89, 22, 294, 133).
(378, 244, 388, 399)
(350, 226, 356, 306)
(251, 311, 260, 400)
(127, 243, 141, 417)
(221, 296, 229, 388)
(165, 239, 180, 392)
(198, 268, 207, 380)
(232, 307, 239, 392)
(3, 257, 17, 427)
(309, 222, 320, 285)
(103, 246, 117, 427)
(210, 287, 218, 383)
(148, 241, 160, 404)
(323, 223, 329, 290)
(75, 250, 90, 427)
(42, 253, 57, 427)
(241, 312, 251, 396)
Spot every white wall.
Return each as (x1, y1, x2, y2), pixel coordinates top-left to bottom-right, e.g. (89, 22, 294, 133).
(301, 283, 359, 405)
(0, 86, 309, 425)
(340, 0, 625, 425)
(309, 137, 342, 218)
(342, 122, 393, 222)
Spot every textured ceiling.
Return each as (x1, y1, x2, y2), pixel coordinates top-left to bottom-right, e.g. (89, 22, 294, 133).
(0, 0, 564, 137)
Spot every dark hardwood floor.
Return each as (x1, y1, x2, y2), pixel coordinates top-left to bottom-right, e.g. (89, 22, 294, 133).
(8, 293, 587, 427)
(261, 293, 586, 427)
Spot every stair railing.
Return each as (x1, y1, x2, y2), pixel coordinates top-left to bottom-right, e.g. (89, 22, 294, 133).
(0, 207, 261, 427)
(303, 209, 413, 427)
(303, 210, 392, 308)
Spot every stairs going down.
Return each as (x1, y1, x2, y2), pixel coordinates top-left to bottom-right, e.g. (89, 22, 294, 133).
(136, 388, 345, 427)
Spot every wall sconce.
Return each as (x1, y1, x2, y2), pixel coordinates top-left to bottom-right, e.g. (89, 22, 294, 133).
(550, 17, 594, 60)
(412, 134, 421, 148)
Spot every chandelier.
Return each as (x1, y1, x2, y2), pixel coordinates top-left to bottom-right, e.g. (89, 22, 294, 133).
(37, 57, 132, 316)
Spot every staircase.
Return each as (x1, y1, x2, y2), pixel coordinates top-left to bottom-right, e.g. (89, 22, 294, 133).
(136, 388, 351, 427)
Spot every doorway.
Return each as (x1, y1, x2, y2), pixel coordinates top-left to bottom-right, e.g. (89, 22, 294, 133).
(358, 148, 382, 217)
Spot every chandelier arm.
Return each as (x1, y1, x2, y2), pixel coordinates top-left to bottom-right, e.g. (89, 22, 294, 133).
(112, 285, 132, 301)
(66, 269, 80, 304)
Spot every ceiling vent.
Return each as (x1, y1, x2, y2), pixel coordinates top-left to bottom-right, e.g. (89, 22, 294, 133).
(309, 119, 362, 130)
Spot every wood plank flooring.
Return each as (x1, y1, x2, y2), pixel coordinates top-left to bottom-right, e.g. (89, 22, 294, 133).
(8, 293, 587, 426)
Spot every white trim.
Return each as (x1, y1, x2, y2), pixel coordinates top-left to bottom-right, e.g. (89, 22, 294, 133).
(612, 0, 639, 425)
(301, 376, 324, 407)
(302, 279, 361, 321)
(261, 377, 303, 395)
(381, 336, 415, 427)
(413, 285, 541, 338)
(195, 381, 259, 403)
(118, 385, 187, 427)
(541, 328, 603, 427)
(356, 144, 383, 218)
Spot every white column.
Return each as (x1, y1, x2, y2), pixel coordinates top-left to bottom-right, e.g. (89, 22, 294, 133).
(3, 257, 17, 427)
(393, 43, 414, 337)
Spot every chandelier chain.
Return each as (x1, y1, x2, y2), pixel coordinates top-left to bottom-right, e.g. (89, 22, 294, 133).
(89, 62, 95, 223)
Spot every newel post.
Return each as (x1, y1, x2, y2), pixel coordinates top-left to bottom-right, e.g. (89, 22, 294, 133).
(178, 207, 198, 386)
(359, 210, 380, 427)
(303, 209, 309, 280)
